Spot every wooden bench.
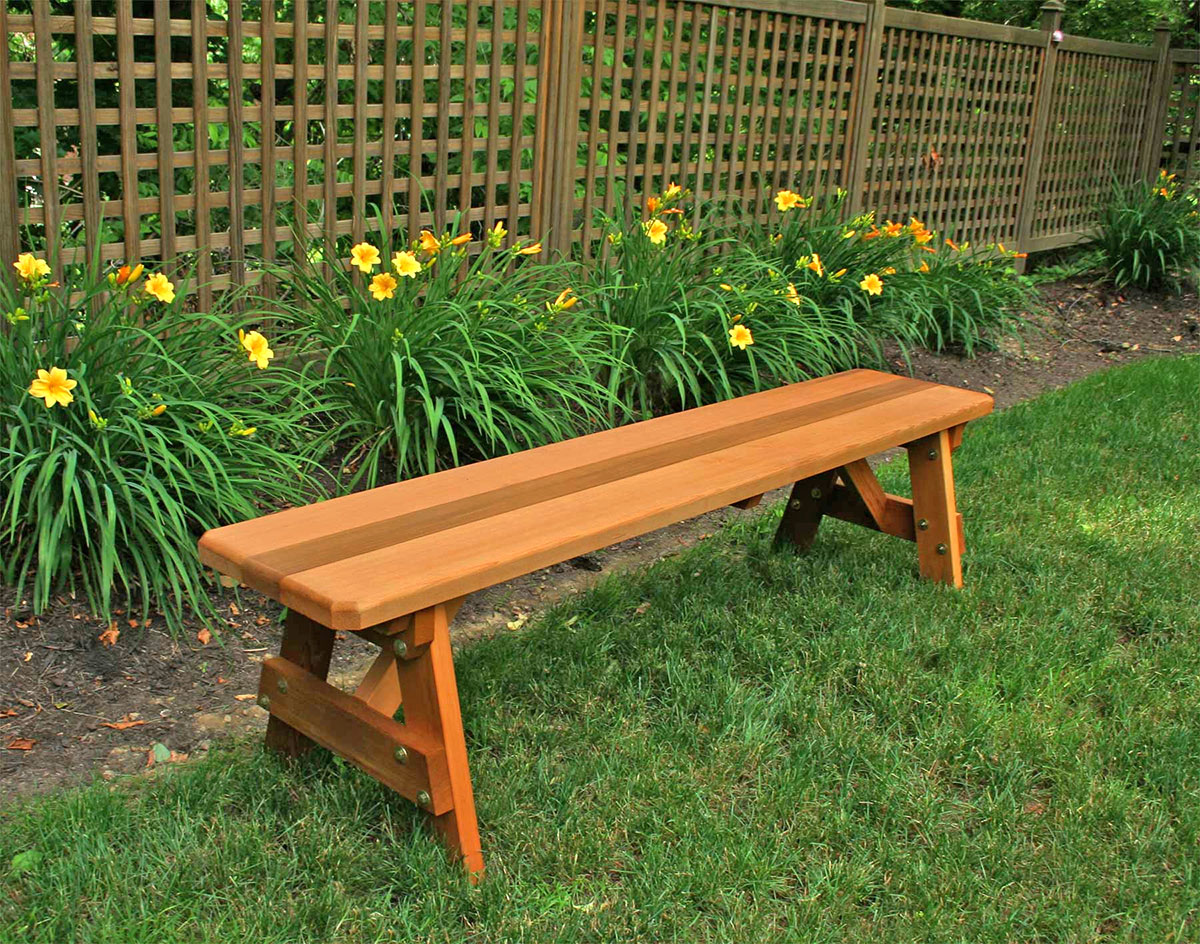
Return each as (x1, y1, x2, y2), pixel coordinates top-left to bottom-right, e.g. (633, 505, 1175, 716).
(198, 368, 992, 879)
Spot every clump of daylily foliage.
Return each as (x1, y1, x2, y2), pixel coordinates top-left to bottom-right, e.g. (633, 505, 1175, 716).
(737, 188, 1036, 356)
(266, 220, 614, 486)
(0, 254, 312, 631)
(1097, 170, 1200, 292)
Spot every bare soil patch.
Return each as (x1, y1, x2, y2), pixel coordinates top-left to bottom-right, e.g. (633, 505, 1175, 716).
(2, 279, 1196, 796)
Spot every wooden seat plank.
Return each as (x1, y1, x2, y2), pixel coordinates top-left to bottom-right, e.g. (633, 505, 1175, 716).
(269, 382, 991, 629)
(200, 369, 901, 589)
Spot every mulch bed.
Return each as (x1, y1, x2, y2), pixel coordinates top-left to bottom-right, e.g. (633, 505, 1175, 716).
(2, 279, 1197, 796)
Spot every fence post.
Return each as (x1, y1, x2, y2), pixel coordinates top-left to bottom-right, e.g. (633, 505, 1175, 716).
(845, 0, 885, 217)
(0, 3, 17, 302)
(531, 0, 584, 256)
(1013, 0, 1064, 267)
(1141, 19, 1174, 181)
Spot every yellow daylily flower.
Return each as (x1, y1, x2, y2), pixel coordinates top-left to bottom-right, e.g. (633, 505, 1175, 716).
(450, 233, 472, 247)
(774, 189, 802, 212)
(785, 282, 802, 305)
(239, 329, 275, 369)
(370, 272, 399, 300)
(859, 273, 884, 295)
(28, 366, 77, 408)
(664, 182, 682, 199)
(14, 253, 51, 282)
(144, 272, 176, 303)
(349, 242, 381, 272)
(644, 219, 668, 245)
(115, 262, 144, 286)
(419, 230, 441, 254)
(516, 242, 542, 256)
(806, 253, 824, 277)
(918, 261, 931, 273)
(392, 250, 422, 278)
(882, 266, 896, 275)
(729, 324, 754, 349)
(550, 287, 577, 312)
(884, 221, 904, 237)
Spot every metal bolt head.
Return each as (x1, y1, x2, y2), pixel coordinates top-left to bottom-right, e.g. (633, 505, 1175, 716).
(789, 499, 802, 510)
(393, 746, 408, 765)
(917, 518, 929, 531)
(257, 694, 271, 711)
(416, 790, 431, 808)
(927, 448, 939, 460)
(393, 638, 407, 658)
(936, 543, 948, 555)
(810, 487, 823, 500)
(277, 678, 288, 695)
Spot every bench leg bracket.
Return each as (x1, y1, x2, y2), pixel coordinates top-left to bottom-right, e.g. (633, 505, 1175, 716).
(259, 601, 484, 881)
(775, 426, 967, 587)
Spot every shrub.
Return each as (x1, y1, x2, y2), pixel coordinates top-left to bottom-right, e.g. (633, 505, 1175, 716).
(740, 189, 1035, 355)
(266, 223, 615, 487)
(0, 254, 313, 631)
(581, 188, 865, 421)
(1097, 171, 1200, 292)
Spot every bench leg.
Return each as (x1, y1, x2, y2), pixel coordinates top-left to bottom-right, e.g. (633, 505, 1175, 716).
(258, 602, 484, 880)
(392, 604, 484, 879)
(264, 610, 335, 757)
(773, 470, 838, 550)
(906, 429, 964, 587)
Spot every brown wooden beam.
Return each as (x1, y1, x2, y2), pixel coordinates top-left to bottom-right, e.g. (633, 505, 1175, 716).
(259, 656, 453, 815)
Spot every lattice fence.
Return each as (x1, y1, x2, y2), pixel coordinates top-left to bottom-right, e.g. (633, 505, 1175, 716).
(862, 14, 1041, 249)
(1163, 51, 1200, 183)
(0, 0, 1193, 296)
(1030, 39, 1160, 243)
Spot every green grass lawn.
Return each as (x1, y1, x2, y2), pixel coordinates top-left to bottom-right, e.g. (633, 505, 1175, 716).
(3, 357, 1199, 943)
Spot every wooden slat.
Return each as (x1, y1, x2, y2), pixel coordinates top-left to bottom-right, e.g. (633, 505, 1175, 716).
(191, 0, 213, 310)
(77, 0, 102, 268)
(409, 0, 426, 242)
(351, 0, 368, 246)
(227, 0, 246, 289)
(32, 1, 61, 280)
(259, 0, 277, 294)
(200, 370, 991, 630)
(322, 0, 338, 266)
(293, 0, 309, 244)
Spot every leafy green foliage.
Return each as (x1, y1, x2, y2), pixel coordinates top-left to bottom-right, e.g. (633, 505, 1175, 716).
(267, 221, 615, 488)
(0, 254, 313, 631)
(579, 189, 867, 421)
(739, 190, 1036, 356)
(1097, 171, 1200, 292)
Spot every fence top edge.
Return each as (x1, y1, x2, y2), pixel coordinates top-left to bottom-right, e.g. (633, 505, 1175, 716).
(882, 6, 1045, 46)
(687, 0, 868, 25)
(1057, 34, 1160, 60)
(1169, 48, 1200, 64)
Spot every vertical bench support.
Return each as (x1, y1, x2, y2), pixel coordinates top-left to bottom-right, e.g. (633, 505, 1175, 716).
(905, 429, 963, 587)
(260, 602, 484, 880)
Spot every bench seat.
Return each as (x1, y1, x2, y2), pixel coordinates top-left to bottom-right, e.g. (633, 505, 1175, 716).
(200, 369, 991, 632)
(198, 368, 992, 880)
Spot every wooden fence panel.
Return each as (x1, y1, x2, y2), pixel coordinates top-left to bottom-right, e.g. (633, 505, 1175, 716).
(574, 0, 864, 254)
(862, 20, 1040, 248)
(0, 0, 1194, 288)
(1030, 48, 1158, 245)
(1163, 52, 1200, 183)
